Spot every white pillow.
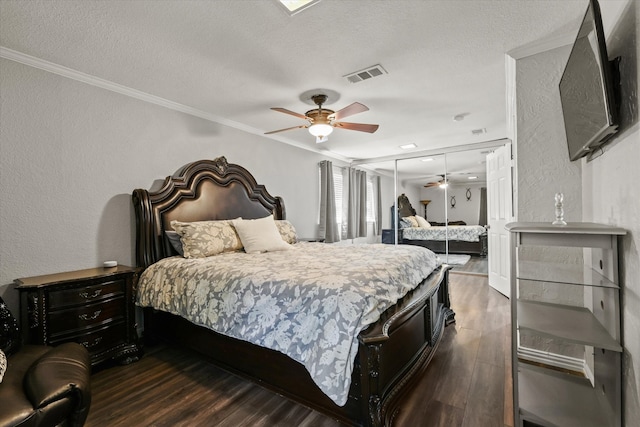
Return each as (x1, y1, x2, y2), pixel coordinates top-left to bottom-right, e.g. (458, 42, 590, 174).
(232, 216, 292, 254)
(402, 216, 419, 227)
(415, 215, 431, 228)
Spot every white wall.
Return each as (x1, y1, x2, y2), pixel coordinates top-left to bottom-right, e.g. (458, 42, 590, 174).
(514, 0, 639, 422)
(0, 57, 392, 312)
(515, 45, 585, 361)
(582, 0, 640, 421)
(422, 182, 485, 224)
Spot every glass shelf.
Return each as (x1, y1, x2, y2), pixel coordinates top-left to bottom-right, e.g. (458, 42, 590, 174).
(517, 300, 622, 352)
(516, 261, 618, 288)
(519, 364, 615, 427)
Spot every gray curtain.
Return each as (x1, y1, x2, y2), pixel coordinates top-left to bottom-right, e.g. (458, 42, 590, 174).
(318, 160, 340, 243)
(374, 175, 382, 235)
(478, 187, 487, 226)
(346, 168, 367, 239)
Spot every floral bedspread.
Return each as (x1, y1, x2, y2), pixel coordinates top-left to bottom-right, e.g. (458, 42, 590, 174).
(136, 242, 439, 406)
(402, 225, 487, 242)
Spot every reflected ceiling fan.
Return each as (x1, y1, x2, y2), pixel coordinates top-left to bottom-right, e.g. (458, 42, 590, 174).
(265, 94, 379, 143)
(424, 175, 448, 188)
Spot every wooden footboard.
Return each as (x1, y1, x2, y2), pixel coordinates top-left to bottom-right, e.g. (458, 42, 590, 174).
(143, 266, 453, 426)
(403, 234, 488, 257)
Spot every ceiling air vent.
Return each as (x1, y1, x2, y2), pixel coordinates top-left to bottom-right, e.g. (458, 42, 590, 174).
(344, 64, 387, 83)
(471, 128, 487, 136)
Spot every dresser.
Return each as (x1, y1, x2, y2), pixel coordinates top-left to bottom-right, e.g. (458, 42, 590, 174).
(15, 265, 141, 366)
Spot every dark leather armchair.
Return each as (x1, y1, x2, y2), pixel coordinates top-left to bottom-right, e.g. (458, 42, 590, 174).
(1, 297, 91, 427)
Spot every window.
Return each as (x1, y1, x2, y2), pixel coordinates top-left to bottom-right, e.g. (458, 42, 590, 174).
(319, 164, 378, 239)
(366, 178, 375, 222)
(333, 167, 343, 225)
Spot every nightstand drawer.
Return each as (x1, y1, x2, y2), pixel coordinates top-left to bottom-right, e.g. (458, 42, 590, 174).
(50, 321, 127, 355)
(16, 266, 141, 366)
(49, 279, 126, 309)
(48, 296, 125, 337)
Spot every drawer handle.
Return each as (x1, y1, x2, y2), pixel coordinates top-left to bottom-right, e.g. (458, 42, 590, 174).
(79, 289, 102, 299)
(79, 310, 102, 321)
(81, 337, 103, 348)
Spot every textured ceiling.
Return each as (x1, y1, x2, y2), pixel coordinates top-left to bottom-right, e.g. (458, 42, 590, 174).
(1, 0, 610, 180)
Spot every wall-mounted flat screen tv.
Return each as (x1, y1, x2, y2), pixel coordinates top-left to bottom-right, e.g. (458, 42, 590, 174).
(559, 0, 619, 161)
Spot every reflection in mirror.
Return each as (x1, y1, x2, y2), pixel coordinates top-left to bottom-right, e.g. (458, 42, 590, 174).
(395, 150, 488, 274)
(393, 155, 447, 251)
(357, 144, 491, 276)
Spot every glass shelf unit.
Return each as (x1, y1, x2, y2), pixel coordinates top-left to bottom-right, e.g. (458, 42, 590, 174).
(518, 364, 616, 427)
(506, 222, 626, 427)
(517, 261, 619, 288)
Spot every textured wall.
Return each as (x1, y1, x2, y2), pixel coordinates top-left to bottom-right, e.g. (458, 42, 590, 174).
(516, 45, 582, 224)
(582, 0, 640, 422)
(421, 182, 485, 224)
(514, 41, 585, 359)
(0, 58, 372, 312)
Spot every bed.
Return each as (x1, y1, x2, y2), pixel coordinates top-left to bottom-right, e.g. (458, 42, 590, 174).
(395, 194, 487, 257)
(132, 157, 454, 426)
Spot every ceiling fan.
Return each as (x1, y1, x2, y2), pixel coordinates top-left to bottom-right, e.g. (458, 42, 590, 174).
(424, 175, 447, 188)
(265, 94, 379, 143)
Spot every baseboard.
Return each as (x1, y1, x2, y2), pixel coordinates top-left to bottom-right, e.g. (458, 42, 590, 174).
(518, 346, 585, 376)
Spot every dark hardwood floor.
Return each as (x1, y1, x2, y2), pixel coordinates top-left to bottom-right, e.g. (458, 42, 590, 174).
(85, 272, 511, 427)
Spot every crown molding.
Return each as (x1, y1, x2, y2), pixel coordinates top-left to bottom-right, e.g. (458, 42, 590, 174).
(0, 46, 351, 163)
(506, 32, 576, 60)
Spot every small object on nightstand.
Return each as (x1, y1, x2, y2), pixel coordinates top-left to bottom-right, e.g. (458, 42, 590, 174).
(103, 260, 118, 268)
(15, 265, 141, 367)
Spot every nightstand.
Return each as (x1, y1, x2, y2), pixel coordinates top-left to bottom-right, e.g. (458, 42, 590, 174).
(381, 229, 402, 244)
(15, 265, 141, 367)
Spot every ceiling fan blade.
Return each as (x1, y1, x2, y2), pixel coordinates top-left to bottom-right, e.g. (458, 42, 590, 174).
(270, 107, 309, 120)
(329, 102, 369, 121)
(264, 125, 308, 135)
(334, 121, 379, 133)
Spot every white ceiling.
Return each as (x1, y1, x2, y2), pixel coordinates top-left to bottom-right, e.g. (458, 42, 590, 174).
(1, 0, 611, 182)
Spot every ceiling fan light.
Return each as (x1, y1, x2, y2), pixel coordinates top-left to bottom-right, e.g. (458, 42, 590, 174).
(439, 183, 448, 189)
(309, 123, 333, 138)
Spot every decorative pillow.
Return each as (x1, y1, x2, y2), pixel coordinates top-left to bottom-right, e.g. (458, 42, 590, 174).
(232, 216, 292, 254)
(0, 349, 6, 384)
(402, 216, 419, 228)
(165, 230, 184, 256)
(275, 220, 298, 244)
(398, 218, 412, 229)
(0, 296, 21, 356)
(415, 215, 431, 228)
(171, 219, 243, 258)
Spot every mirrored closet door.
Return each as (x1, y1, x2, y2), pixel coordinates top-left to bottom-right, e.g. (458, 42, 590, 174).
(391, 148, 489, 275)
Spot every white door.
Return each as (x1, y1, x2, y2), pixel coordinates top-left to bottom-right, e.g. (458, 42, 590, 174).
(487, 143, 513, 297)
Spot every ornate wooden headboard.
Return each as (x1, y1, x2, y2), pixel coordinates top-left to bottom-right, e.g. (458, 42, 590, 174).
(132, 156, 285, 268)
(397, 193, 416, 218)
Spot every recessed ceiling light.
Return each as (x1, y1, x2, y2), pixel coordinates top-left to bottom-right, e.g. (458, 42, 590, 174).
(421, 158, 434, 162)
(453, 113, 468, 122)
(400, 143, 417, 149)
(277, 0, 321, 15)
(468, 176, 478, 180)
